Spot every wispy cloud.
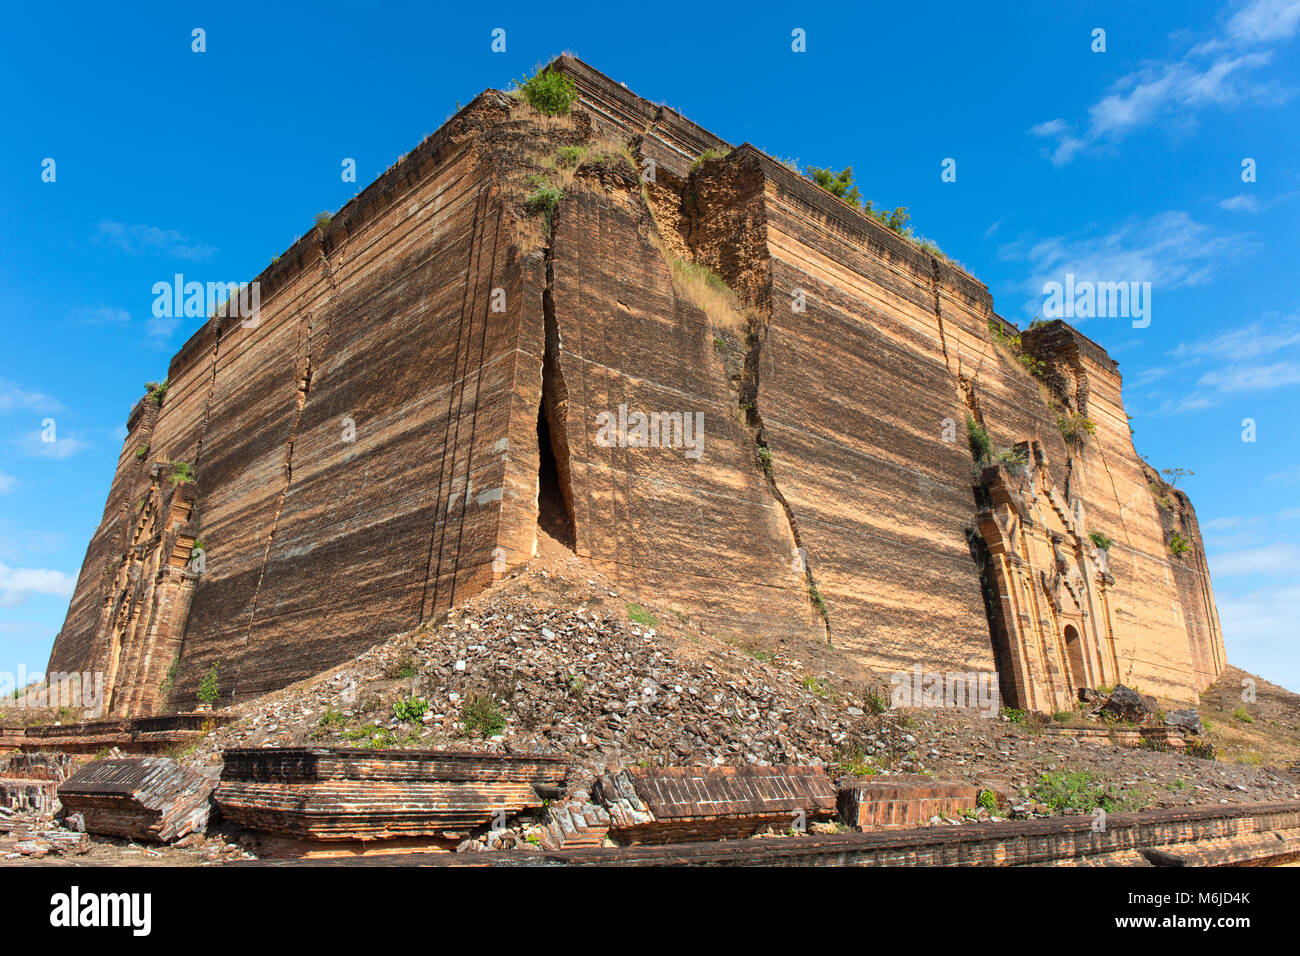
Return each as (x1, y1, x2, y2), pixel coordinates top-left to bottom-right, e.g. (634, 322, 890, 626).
(13, 428, 91, 460)
(0, 562, 75, 608)
(71, 305, 130, 326)
(0, 473, 15, 495)
(0, 380, 65, 416)
(95, 220, 216, 261)
(1210, 542, 1300, 575)
(1138, 313, 1300, 412)
(998, 210, 1250, 311)
(1217, 188, 1300, 214)
(1032, 0, 1300, 164)
(1218, 194, 1261, 212)
(1217, 580, 1300, 691)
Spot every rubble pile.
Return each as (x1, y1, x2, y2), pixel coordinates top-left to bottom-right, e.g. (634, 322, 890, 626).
(185, 567, 921, 793)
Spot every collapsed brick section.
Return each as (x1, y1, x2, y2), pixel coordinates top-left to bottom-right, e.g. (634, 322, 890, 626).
(1, 752, 73, 782)
(0, 779, 59, 815)
(3, 713, 224, 755)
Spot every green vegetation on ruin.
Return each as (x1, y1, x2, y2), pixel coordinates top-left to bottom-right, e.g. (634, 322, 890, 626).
(196, 662, 220, 705)
(169, 460, 196, 486)
(1089, 530, 1115, 551)
(804, 165, 953, 262)
(513, 66, 577, 115)
(1168, 531, 1192, 559)
(626, 602, 658, 628)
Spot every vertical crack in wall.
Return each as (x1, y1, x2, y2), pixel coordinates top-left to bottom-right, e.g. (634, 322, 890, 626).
(737, 324, 832, 643)
(446, 209, 506, 600)
(232, 308, 313, 703)
(537, 203, 577, 549)
(422, 188, 484, 620)
(929, 256, 956, 377)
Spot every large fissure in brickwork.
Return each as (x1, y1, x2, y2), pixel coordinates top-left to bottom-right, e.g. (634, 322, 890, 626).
(537, 211, 577, 550)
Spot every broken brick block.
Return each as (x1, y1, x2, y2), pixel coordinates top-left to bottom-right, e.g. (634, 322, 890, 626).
(594, 765, 837, 844)
(215, 747, 568, 844)
(0, 778, 59, 815)
(1, 752, 74, 783)
(539, 800, 611, 850)
(837, 774, 980, 830)
(57, 757, 217, 843)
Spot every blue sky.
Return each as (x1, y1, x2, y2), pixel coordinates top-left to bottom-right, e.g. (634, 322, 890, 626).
(1, 1, 1297, 691)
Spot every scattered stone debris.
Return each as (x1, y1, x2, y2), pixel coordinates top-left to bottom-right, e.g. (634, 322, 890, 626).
(0, 820, 90, 859)
(57, 757, 217, 844)
(184, 566, 903, 796)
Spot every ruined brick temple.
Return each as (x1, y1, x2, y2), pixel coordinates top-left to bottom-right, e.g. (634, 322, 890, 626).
(49, 57, 1226, 718)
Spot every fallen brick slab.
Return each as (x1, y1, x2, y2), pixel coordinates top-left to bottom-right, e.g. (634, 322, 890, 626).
(3, 713, 227, 756)
(57, 757, 217, 843)
(594, 765, 837, 844)
(273, 801, 1300, 868)
(1040, 725, 1187, 749)
(215, 748, 568, 846)
(838, 775, 980, 830)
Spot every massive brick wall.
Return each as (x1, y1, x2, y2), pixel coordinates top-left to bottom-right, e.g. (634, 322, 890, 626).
(49, 56, 1225, 715)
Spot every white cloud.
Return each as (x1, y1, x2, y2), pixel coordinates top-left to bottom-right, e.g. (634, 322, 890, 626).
(1226, 0, 1300, 44)
(0, 562, 75, 608)
(1143, 314, 1300, 412)
(1170, 316, 1300, 362)
(1196, 359, 1300, 392)
(95, 221, 216, 261)
(1032, 0, 1300, 164)
(1217, 579, 1300, 692)
(0, 472, 15, 494)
